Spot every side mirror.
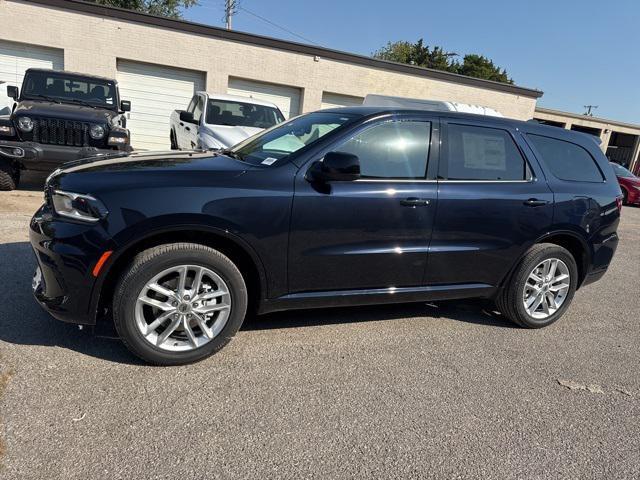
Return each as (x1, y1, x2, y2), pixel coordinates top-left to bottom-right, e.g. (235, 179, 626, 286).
(307, 151, 360, 182)
(120, 100, 131, 112)
(179, 110, 195, 123)
(7, 86, 18, 100)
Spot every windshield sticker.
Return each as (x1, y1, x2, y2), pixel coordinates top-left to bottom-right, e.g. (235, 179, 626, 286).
(261, 157, 278, 166)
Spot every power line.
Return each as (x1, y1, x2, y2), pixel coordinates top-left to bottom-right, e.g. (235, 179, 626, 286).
(237, 6, 321, 46)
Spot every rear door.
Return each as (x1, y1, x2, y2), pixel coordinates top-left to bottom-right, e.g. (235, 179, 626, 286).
(288, 114, 439, 293)
(426, 119, 553, 288)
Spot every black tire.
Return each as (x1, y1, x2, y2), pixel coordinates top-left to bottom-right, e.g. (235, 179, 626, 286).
(0, 163, 17, 191)
(113, 243, 247, 365)
(622, 188, 628, 206)
(496, 243, 578, 328)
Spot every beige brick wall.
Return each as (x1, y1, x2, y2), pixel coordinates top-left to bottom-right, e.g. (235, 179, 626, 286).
(0, 1, 539, 120)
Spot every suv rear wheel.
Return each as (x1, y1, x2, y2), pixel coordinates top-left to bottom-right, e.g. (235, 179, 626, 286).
(497, 243, 578, 328)
(113, 243, 247, 365)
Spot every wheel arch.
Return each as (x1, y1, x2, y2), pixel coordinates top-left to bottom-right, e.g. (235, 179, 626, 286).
(91, 225, 267, 326)
(498, 230, 591, 293)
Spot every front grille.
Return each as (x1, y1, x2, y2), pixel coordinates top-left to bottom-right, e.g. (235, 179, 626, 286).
(32, 118, 91, 147)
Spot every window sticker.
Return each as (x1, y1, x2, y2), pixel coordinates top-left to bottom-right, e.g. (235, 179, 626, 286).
(261, 157, 278, 166)
(462, 132, 506, 170)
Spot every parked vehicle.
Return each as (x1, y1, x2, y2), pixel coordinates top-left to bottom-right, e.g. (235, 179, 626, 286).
(610, 162, 640, 205)
(31, 106, 622, 365)
(363, 94, 504, 117)
(0, 69, 132, 190)
(169, 92, 284, 150)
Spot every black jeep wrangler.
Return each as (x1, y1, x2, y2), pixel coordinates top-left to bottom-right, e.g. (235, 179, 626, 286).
(0, 69, 132, 190)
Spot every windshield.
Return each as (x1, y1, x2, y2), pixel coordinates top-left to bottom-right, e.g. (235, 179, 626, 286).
(229, 111, 358, 166)
(611, 162, 635, 178)
(206, 99, 284, 129)
(21, 71, 117, 109)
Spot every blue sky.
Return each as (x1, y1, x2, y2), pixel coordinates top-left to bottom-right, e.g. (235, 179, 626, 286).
(183, 0, 640, 124)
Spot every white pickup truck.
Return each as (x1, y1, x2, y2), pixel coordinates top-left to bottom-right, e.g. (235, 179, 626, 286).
(170, 92, 285, 150)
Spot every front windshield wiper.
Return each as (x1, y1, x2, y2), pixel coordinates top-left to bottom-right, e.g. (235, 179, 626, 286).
(27, 94, 61, 104)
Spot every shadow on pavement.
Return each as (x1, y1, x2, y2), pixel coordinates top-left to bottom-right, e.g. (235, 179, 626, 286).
(0, 240, 515, 365)
(243, 298, 514, 331)
(0, 241, 143, 365)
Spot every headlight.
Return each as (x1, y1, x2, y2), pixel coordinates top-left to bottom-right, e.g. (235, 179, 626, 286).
(17, 116, 33, 132)
(89, 124, 105, 139)
(51, 190, 108, 223)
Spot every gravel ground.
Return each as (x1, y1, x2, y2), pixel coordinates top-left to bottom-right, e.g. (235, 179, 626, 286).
(0, 183, 638, 480)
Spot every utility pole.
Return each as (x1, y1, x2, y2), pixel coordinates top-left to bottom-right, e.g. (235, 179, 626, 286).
(583, 105, 598, 117)
(225, 0, 238, 30)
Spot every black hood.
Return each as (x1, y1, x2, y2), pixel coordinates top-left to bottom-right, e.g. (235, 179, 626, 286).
(13, 100, 117, 123)
(49, 150, 258, 193)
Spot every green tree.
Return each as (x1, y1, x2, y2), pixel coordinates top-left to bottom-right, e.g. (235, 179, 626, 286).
(373, 39, 513, 84)
(453, 54, 512, 84)
(374, 39, 458, 72)
(92, 0, 198, 19)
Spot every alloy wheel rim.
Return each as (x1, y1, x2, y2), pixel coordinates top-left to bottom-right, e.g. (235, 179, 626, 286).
(135, 265, 231, 352)
(523, 258, 571, 320)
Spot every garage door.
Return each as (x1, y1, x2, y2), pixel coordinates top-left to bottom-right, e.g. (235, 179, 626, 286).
(321, 92, 364, 110)
(228, 78, 301, 119)
(0, 40, 64, 113)
(117, 60, 205, 150)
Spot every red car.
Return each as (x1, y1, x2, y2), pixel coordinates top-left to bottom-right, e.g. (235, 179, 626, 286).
(611, 162, 640, 205)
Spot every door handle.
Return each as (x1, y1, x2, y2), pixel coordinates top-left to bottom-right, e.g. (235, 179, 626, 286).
(179, 122, 184, 126)
(400, 197, 430, 207)
(523, 198, 550, 207)
(185, 126, 191, 132)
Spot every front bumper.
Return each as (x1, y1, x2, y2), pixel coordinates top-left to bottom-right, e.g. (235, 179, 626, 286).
(0, 140, 128, 165)
(30, 204, 114, 325)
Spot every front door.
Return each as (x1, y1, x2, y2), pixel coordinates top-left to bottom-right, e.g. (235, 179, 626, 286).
(426, 119, 554, 288)
(288, 116, 439, 293)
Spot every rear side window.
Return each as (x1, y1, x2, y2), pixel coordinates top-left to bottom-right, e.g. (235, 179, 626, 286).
(444, 124, 530, 180)
(528, 134, 604, 182)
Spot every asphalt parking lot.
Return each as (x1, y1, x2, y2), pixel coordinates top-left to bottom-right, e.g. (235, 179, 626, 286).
(0, 181, 639, 480)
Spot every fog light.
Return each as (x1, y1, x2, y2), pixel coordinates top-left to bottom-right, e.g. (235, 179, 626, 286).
(13, 148, 24, 157)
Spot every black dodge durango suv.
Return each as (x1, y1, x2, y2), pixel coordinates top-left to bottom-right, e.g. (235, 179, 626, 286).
(30, 107, 622, 365)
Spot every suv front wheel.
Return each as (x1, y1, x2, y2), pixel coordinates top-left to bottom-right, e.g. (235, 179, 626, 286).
(497, 243, 578, 328)
(113, 243, 248, 365)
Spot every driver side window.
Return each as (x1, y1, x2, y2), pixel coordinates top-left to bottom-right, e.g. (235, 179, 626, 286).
(186, 96, 197, 114)
(336, 120, 431, 179)
(193, 96, 204, 123)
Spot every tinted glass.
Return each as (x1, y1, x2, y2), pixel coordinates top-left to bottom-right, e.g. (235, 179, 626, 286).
(207, 100, 285, 129)
(231, 111, 357, 166)
(22, 71, 116, 109)
(528, 134, 604, 182)
(337, 121, 430, 179)
(445, 124, 529, 180)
